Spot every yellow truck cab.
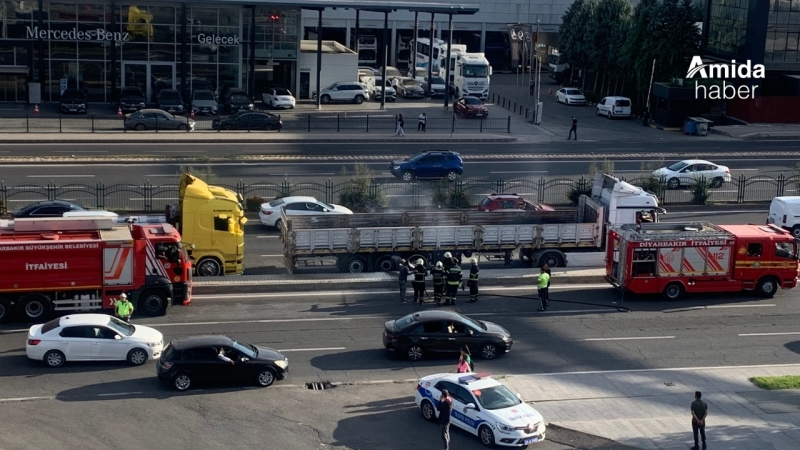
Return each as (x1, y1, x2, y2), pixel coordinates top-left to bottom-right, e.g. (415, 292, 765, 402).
(176, 174, 246, 276)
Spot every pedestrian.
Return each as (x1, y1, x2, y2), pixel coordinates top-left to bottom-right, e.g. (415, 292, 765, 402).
(114, 293, 134, 322)
(456, 353, 470, 373)
(398, 259, 410, 303)
(529, 79, 535, 96)
(690, 391, 708, 450)
(431, 261, 445, 305)
(568, 116, 577, 140)
(461, 346, 474, 371)
(537, 265, 550, 311)
(412, 258, 427, 304)
(418, 112, 427, 132)
(445, 256, 462, 305)
(395, 113, 405, 136)
(468, 257, 479, 303)
(438, 389, 453, 450)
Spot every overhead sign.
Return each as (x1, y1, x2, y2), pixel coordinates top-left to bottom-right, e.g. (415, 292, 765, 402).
(26, 26, 129, 41)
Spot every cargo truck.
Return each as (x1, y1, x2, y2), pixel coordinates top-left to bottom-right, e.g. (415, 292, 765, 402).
(0, 216, 192, 323)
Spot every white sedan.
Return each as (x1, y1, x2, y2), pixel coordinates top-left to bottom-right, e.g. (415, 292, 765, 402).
(262, 88, 296, 109)
(555, 88, 587, 105)
(415, 373, 546, 447)
(26, 314, 164, 368)
(258, 196, 353, 229)
(653, 159, 732, 189)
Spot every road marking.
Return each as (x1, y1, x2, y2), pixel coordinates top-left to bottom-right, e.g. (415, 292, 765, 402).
(256, 235, 279, 239)
(145, 150, 206, 153)
(662, 304, 775, 312)
(529, 363, 800, 377)
(144, 174, 178, 177)
(142, 317, 359, 327)
(738, 332, 800, 337)
(490, 171, 548, 174)
(26, 174, 95, 178)
(260, 254, 284, 257)
(276, 347, 346, 352)
(53, 150, 108, 153)
(583, 336, 675, 341)
(97, 391, 143, 397)
(0, 396, 55, 403)
(666, 210, 767, 215)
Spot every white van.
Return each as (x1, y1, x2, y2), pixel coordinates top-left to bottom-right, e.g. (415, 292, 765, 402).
(768, 196, 800, 238)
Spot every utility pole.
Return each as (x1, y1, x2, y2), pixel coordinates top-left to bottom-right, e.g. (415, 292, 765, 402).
(412, 12, 418, 79)
(426, 15, 435, 99)
(443, 13, 453, 109)
(643, 58, 656, 126)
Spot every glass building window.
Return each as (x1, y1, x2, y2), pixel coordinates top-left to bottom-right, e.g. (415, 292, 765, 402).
(707, 0, 750, 58)
(765, 0, 800, 61)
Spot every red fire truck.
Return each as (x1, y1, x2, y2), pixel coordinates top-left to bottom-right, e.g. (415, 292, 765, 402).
(0, 216, 192, 323)
(606, 222, 799, 300)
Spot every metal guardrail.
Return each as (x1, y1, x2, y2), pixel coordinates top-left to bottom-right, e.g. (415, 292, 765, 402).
(1, 174, 796, 215)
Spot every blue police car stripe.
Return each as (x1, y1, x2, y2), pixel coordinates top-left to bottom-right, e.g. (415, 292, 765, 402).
(417, 386, 487, 430)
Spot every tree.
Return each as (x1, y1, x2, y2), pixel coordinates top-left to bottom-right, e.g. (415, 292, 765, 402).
(652, 0, 701, 82)
(624, 0, 661, 105)
(338, 163, 387, 213)
(589, 0, 632, 95)
(558, 0, 586, 84)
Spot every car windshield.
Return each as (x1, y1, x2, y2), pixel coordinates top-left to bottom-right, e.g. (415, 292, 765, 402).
(107, 317, 135, 336)
(479, 198, 492, 207)
(464, 97, 482, 105)
(275, 89, 292, 96)
(615, 99, 631, 106)
(41, 317, 61, 334)
(194, 91, 215, 100)
(667, 161, 689, 171)
(472, 385, 522, 410)
(431, 77, 445, 85)
(324, 83, 338, 90)
(231, 95, 250, 103)
(231, 339, 258, 358)
(160, 91, 181, 100)
(459, 315, 486, 331)
(566, 89, 582, 95)
(268, 199, 285, 207)
(409, 153, 427, 162)
(395, 313, 418, 330)
(318, 200, 335, 209)
(385, 68, 401, 77)
(62, 90, 84, 99)
(122, 88, 142, 97)
(463, 65, 489, 77)
(403, 80, 417, 86)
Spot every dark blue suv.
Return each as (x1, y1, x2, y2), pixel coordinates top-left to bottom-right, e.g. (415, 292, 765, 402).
(390, 151, 464, 182)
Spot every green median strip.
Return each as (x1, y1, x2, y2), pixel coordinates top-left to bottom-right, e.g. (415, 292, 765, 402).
(749, 375, 800, 390)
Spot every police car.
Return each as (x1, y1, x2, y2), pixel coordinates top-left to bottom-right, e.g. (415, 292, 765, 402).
(415, 373, 546, 447)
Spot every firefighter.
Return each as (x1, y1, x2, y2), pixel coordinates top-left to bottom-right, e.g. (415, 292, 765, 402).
(468, 258, 479, 302)
(431, 261, 445, 305)
(443, 252, 454, 269)
(445, 257, 462, 305)
(412, 258, 427, 304)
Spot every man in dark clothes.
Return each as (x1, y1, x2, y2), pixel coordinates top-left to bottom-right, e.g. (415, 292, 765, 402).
(398, 259, 410, 303)
(691, 391, 708, 450)
(412, 258, 427, 304)
(568, 116, 577, 140)
(438, 389, 453, 450)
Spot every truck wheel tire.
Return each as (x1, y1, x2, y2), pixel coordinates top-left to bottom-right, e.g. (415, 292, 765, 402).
(127, 348, 149, 366)
(791, 226, 800, 239)
(756, 277, 779, 298)
(196, 258, 223, 277)
(0, 298, 9, 324)
(344, 255, 367, 273)
(20, 294, 49, 321)
(375, 255, 396, 272)
(539, 251, 565, 268)
(408, 254, 428, 267)
(662, 283, 684, 301)
(139, 289, 168, 316)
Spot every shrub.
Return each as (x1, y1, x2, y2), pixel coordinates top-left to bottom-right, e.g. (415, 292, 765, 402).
(566, 177, 592, 205)
(338, 163, 387, 213)
(690, 177, 711, 205)
(431, 180, 471, 209)
(245, 196, 266, 212)
(177, 165, 217, 184)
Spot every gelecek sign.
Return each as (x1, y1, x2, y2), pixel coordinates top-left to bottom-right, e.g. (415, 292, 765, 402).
(196, 33, 240, 45)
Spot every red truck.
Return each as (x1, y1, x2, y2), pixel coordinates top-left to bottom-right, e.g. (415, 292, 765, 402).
(606, 222, 799, 300)
(0, 216, 192, 323)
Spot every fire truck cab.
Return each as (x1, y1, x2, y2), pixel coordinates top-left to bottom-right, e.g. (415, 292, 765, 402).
(606, 222, 799, 300)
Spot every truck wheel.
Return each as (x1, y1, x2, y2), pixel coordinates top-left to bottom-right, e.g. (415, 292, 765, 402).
(20, 294, 49, 321)
(791, 226, 800, 239)
(196, 257, 223, 277)
(538, 251, 565, 268)
(139, 289, 168, 316)
(662, 283, 684, 301)
(0, 298, 9, 324)
(375, 255, 396, 272)
(756, 277, 779, 298)
(408, 254, 428, 267)
(344, 255, 367, 273)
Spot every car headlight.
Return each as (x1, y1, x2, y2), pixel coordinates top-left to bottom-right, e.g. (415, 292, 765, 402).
(502, 336, 511, 341)
(274, 358, 288, 369)
(146, 342, 159, 347)
(497, 422, 515, 433)
(393, 165, 401, 170)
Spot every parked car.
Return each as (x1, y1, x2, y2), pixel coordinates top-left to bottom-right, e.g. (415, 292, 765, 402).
(415, 373, 546, 447)
(363, 76, 396, 101)
(359, 66, 380, 76)
(596, 96, 632, 119)
(124, 109, 195, 131)
(383, 310, 513, 361)
(396, 78, 425, 98)
(652, 159, 732, 189)
(380, 66, 403, 82)
(224, 88, 255, 114)
(390, 150, 464, 182)
(258, 196, 353, 229)
(420, 76, 447, 97)
(477, 194, 555, 212)
(262, 88, 296, 109)
(555, 88, 587, 106)
(311, 81, 368, 104)
(191, 89, 218, 115)
(156, 89, 185, 115)
(454, 96, 489, 118)
(119, 87, 146, 113)
(26, 314, 164, 368)
(212, 111, 282, 131)
(11, 200, 84, 218)
(768, 196, 800, 238)
(59, 89, 88, 114)
(157, 335, 289, 391)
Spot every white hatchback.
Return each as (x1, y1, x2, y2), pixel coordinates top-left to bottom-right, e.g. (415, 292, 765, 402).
(596, 96, 632, 119)
(415, 373, 546, 447)
(258, 196, 354, 229)
(26, 314, 164, 368)
(262, 88, 296, 109)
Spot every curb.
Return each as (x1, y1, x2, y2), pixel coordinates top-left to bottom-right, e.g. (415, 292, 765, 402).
(0, 136, 518, 144)
(741, 133, 800, 141)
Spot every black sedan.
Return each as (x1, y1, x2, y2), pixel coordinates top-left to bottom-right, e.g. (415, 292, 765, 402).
(212, 111, 282, 131)
(60, 89, 88, 114)
(11, 200, 85, 218)
(157, 335, 288, 391)
(383, 310, 512, 361)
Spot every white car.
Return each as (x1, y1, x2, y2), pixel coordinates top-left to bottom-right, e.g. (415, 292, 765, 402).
(191, 89, 218, 115)
(652, 159, 732, 189)
(258, 196, 354, 229)
(26, 314, 164, 368)
(262, 88, 296, 109)
(555, 88, 587, 105)
(595, 96, 632, 119)
(415, 373, 546, 447)
(311, 82, 368, 104)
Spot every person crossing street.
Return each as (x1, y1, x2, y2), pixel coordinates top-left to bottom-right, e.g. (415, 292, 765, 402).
(431, 261, 445, 305)
(412, 259, 427, 304)
(467, 258, 479, 302)
(445, 256, 462, 305)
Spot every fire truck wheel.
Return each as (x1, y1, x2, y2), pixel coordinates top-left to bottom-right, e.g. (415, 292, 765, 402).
(20, 294, 50, 321)
(756, 277, 779, 298)
(196, 257, 223, 277)
(127, 348, 149, 366)
(0, 298, 9, 324)
(139, 289, 168, 316)
(662, 283, 684, 301)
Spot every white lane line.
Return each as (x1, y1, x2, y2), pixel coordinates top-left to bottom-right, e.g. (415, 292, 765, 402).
(144, 174, 178, 177)
(256, 235, 279, 239)
(490, 171, 548, 174)
(53, 150, 108, 153)
(665, 210, 767, 215)
(583, 336, 675, 341)
(0, 396, 55, 403)
(662, 304, 775, 312)
(26, 174, 95, 178)
(97, 391, 143, 397)
(736, 169, 760, 171)
(260, 254, 284, 257)
(739, 332, 800, 337)
(142, 317, 359, 327)
(595, 148, 644, 151)
(276, 347, 346, 352)
(145, 150, 207, 153)
(531, 363, 800, 377)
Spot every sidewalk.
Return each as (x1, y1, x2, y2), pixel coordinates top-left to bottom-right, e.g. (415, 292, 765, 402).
(711, 123, 800, 140)
(504, 364, 800, 450)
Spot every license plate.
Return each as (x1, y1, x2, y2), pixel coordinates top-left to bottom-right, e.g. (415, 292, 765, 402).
(476, 114, 485, 117)
(524, 437, 540, 445)
(69, 108, 77, 111)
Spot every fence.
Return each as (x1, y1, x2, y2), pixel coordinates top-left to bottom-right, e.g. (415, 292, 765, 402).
(0, 113, 511, 134)
(491, 92, 538, 122)
(1, 173, 796, 215)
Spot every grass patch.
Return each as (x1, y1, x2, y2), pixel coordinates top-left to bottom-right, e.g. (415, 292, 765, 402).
(749, 375, 800, 390)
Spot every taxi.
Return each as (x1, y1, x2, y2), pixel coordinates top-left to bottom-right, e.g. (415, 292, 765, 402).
(414, 373, 546, 447)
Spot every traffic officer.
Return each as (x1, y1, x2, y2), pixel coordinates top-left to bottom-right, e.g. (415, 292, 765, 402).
(412, 259, 427, 304)
(445, 257, 462, 305)
(114, 293, 134, 322)
(467, 258, 479, 302)
(431, 261, 445, 305)
(537, 265, 551, 311)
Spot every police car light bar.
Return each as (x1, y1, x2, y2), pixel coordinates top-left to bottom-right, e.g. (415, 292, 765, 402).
(458, 373, 491, 384)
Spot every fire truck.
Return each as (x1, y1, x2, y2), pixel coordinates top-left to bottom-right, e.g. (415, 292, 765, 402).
(0, 215, 192, 323)
(606, 222, 799, 300)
